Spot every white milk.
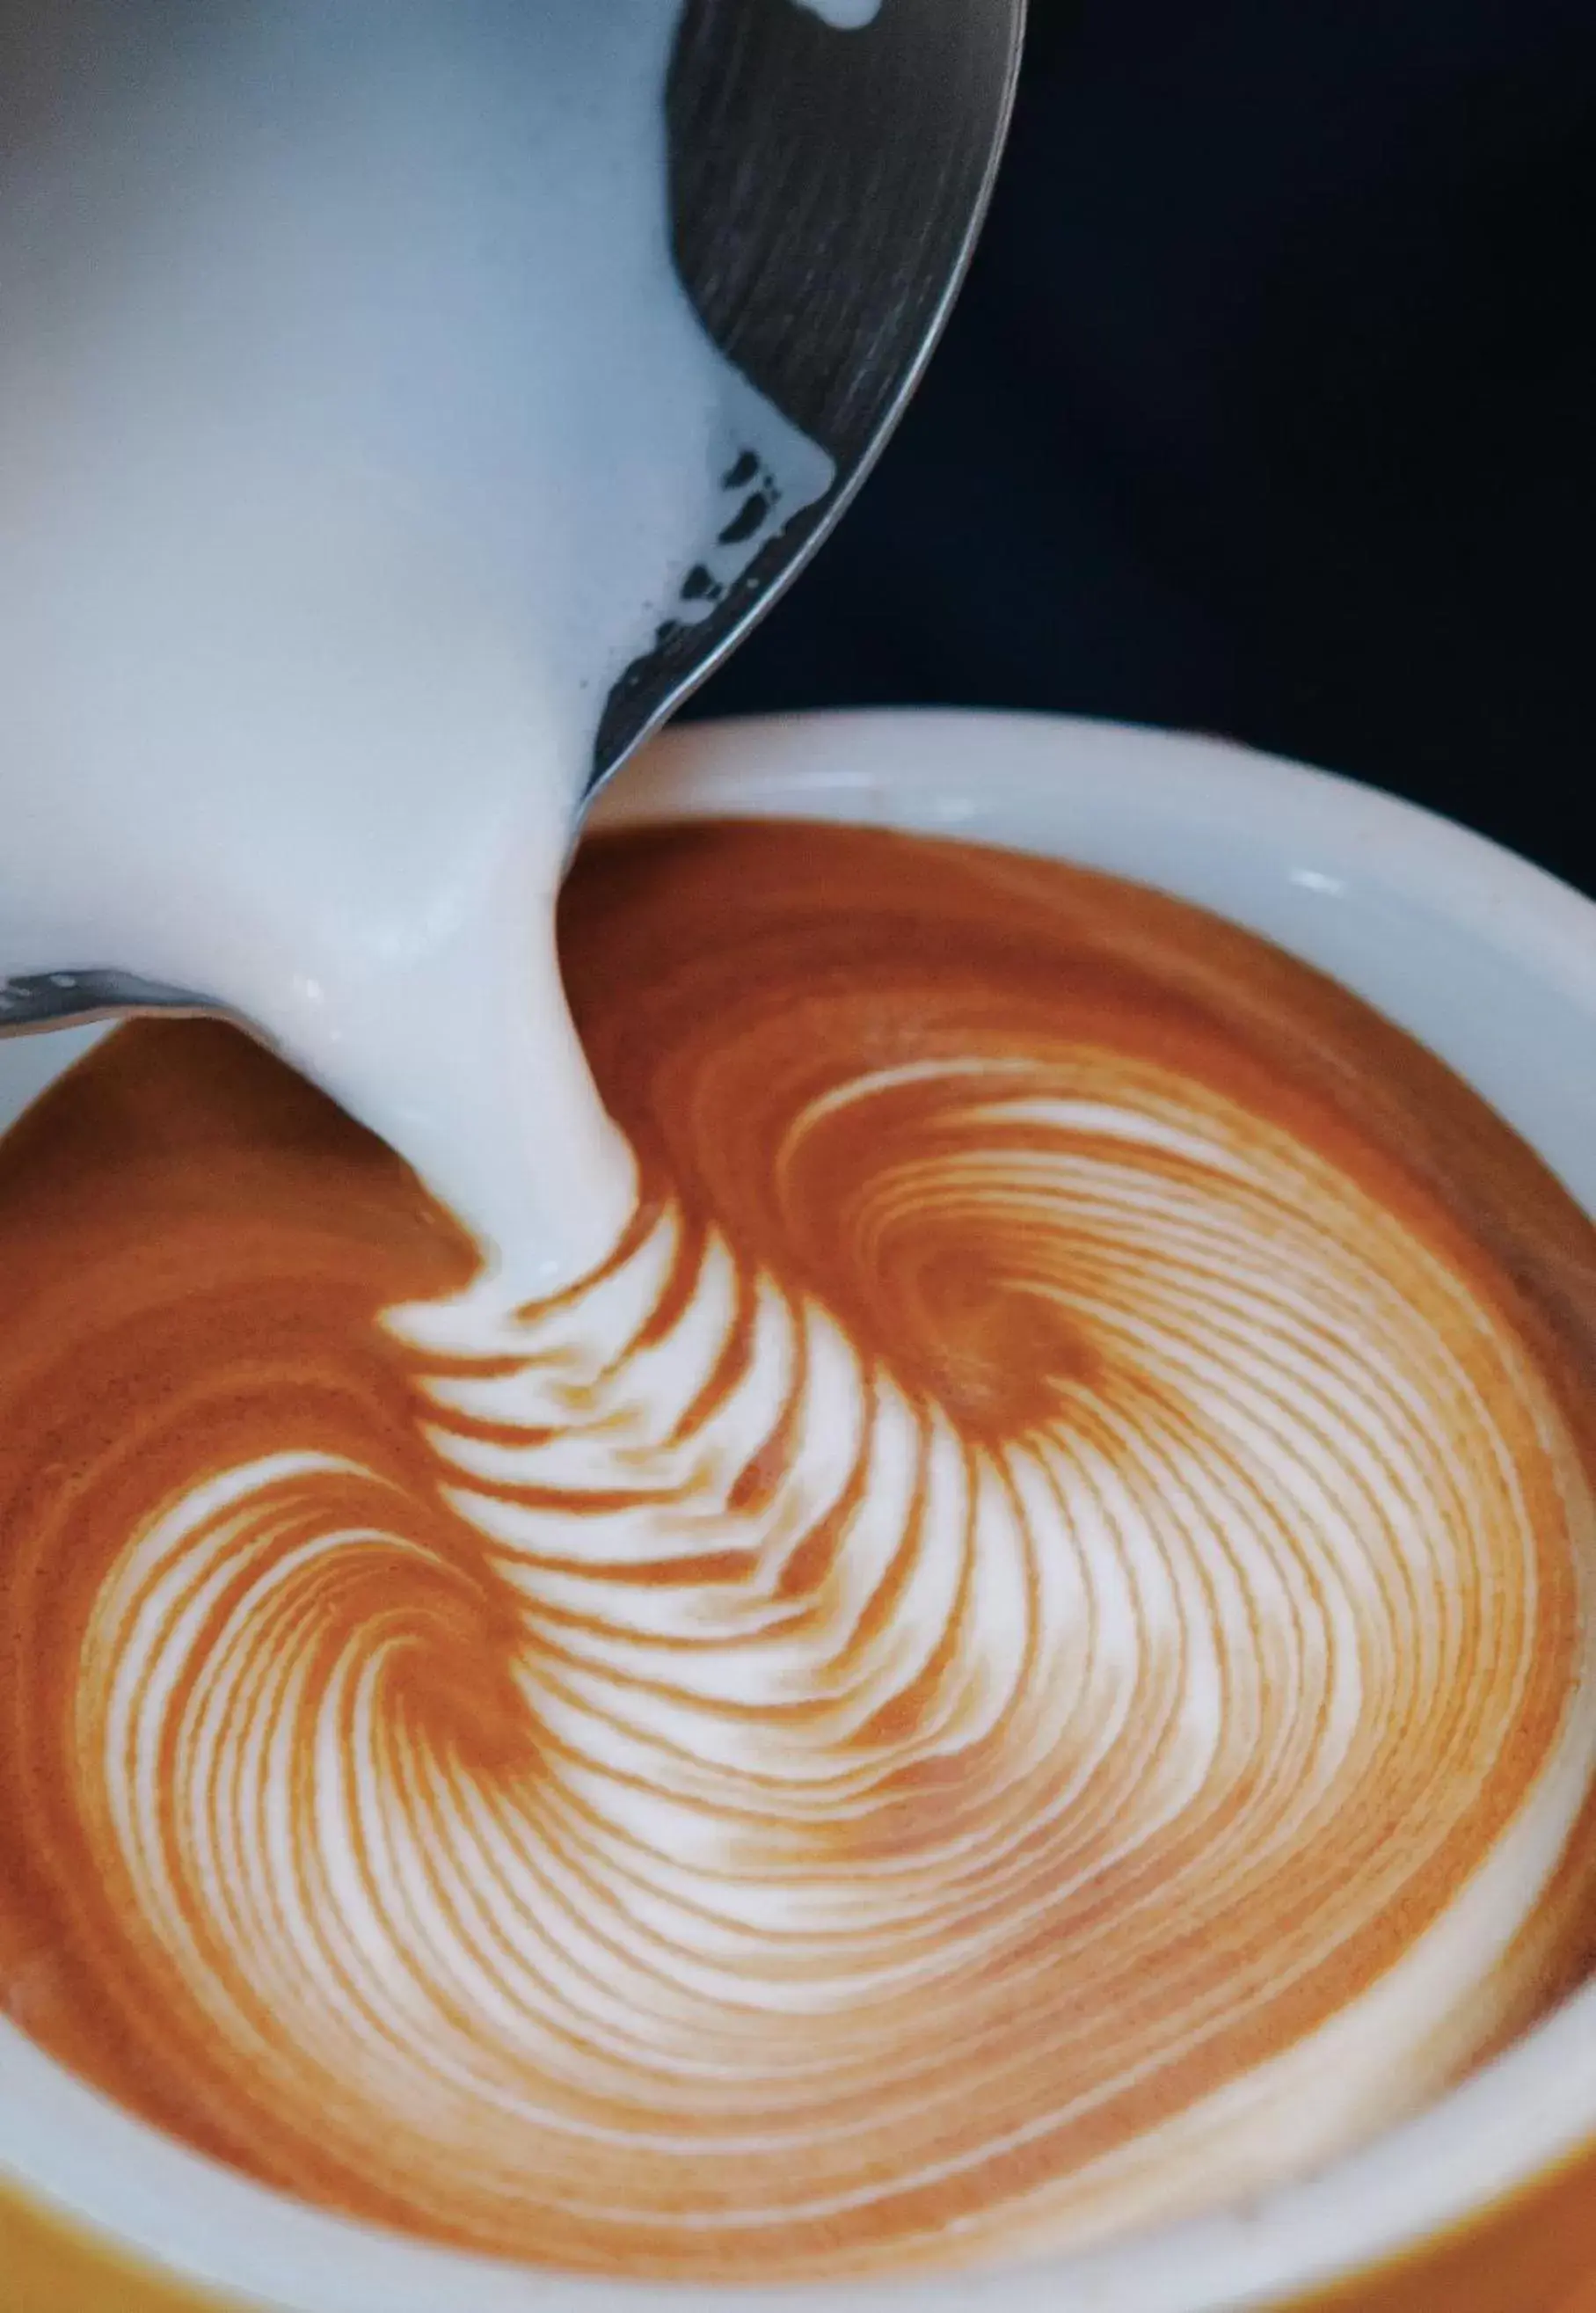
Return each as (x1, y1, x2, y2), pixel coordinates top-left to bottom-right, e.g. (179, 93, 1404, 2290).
(0, 0, 837, 1288)
(795, 1, 882, 23)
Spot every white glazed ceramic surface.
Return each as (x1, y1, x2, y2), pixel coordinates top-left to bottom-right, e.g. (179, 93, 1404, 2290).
(4, 710, 1596, 2313)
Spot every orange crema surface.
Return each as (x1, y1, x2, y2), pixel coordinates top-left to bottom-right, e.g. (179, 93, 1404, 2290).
(4, 821, 1596, 2282)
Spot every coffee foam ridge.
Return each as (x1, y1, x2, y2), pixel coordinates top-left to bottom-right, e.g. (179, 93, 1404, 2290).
(46, 984, 1596, 2279)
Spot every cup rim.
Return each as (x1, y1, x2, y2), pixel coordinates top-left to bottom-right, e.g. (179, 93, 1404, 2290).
(5, 705, 1596, 2313)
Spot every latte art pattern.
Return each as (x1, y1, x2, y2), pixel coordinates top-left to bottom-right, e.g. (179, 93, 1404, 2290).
(4, 822, 1596, 2280)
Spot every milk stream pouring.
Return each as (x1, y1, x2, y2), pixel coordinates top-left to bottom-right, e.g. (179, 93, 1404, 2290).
(0, 0, 845, 1288)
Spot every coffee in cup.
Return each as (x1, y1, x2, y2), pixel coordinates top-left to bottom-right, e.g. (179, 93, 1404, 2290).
(4, 781, 1596, 2289)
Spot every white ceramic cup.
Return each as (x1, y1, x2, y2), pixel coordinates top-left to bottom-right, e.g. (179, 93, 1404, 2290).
(5, 710, 1596, 2313)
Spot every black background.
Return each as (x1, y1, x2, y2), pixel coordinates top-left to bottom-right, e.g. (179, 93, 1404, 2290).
(689, 0, 1596, 894)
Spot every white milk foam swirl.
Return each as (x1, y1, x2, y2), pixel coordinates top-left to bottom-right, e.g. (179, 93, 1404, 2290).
(70, 1044, 1596, 2275)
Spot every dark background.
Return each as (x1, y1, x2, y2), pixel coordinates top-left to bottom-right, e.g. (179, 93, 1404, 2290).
(689, 0, 1596, 894)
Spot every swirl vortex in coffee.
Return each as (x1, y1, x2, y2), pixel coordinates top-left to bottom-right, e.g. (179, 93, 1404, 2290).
(4, 820, 1596, 2282)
